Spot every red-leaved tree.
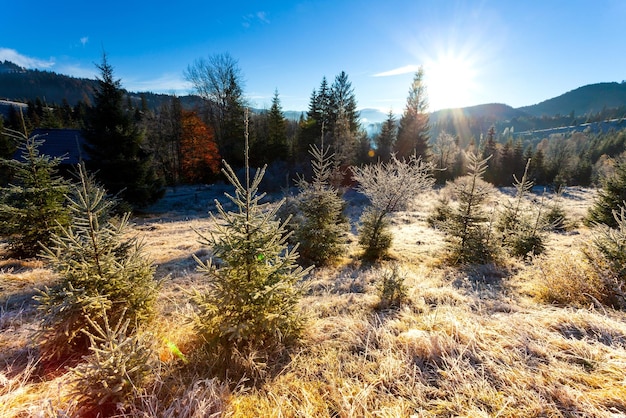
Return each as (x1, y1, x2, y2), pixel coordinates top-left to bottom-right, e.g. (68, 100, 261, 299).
(180, 110, 220, 183)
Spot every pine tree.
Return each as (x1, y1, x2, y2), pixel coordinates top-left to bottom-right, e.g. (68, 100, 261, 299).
(36, 164, 158, 359)
(395, 67, 430, 161)
(0, 124, 70, 257)
(82, 53, 163, 209)
(294, 143, 348, 266)
(193, 110, 309, 377)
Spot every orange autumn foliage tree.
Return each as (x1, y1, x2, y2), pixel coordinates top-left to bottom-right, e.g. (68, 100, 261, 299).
(180, 110, 221, 183)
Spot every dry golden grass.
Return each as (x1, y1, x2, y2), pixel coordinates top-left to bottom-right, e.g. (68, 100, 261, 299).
(4, 185, 626, 417)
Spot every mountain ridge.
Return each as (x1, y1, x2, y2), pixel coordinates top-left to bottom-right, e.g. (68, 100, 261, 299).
(1, 60, 625, 127)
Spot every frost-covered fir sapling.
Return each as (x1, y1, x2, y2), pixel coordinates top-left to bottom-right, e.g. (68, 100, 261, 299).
(587, 159, 626, 228)
(442, 152, 498, 264)
(585, 204, 626, 296)
(68, 310, 156, 416)
(352, 154, 434, 260)
(294, 143, 348, 266)
(36, 164, 158, 360)
(192, 110, 309, 378)
(0, 123, 69, 257)
(497, 159, 550, 258)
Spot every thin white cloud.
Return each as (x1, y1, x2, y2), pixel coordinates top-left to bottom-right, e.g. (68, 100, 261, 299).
(124, 73, 191, 93)
(256, 11, 270, 24)
(0, 48, 55, 69)
(80, 37, 89, 46)
(242, 11, 270, 27)
(372, 64, 421, 77)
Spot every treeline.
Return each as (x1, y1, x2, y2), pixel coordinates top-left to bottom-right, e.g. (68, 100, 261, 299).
(3, 53, 626, 209)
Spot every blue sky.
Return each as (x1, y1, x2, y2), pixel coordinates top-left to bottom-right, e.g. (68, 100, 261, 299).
(2, 1, 626, 114)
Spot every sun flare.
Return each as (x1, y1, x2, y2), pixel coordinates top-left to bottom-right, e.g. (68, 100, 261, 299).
(424, 51, 479, 111)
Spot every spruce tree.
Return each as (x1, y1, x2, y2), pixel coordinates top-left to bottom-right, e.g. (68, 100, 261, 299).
(496, 159, 549, 258)
(267, 90, 289, 161)
(36, 164, 158, 359)
(588, 159, 626, 228)
(443, 153, 498, 264)
(395, 67, 430, 161)
(330, 71, 360, 134)
(193, 110, 308, 376)
(0, 125, 70, 257)
(294, 143, 348, 266)
(375, 110, 397, 162)
(82, 53, 163, 209)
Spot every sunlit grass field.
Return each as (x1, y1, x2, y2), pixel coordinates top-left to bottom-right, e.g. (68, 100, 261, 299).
(3, 185, 626, 417)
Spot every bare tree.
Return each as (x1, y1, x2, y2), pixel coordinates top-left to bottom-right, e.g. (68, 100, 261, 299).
(184, 52, 246, 164)
(352, 154, 434, 259)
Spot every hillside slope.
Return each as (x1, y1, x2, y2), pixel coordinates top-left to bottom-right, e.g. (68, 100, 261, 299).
(520, 82, 626, 117)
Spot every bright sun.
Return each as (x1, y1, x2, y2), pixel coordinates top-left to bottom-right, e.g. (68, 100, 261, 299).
(424, 51, 479, 111)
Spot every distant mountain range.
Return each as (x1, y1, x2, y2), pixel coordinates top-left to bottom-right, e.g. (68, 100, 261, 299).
(1, 60, 625, 135)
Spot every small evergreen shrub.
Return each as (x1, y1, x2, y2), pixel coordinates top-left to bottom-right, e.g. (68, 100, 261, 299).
(539, 187, 567, 232)
(584, 205, 626, 302)
(69, 312, 155, 415)
(294, 144, 348, 266)
(587, 159, 626, 227)
(441, 153, 498, 264)
(193, 115, 309, 379)
(36, 164, 158, 360)
(496, 159, 549, 259)
(0, 126, 70, 257)
(427, 196, 453, 229)
(352, 154, 434, 260)
(376, 264, 407, 309)
(358, 208, 393, 261)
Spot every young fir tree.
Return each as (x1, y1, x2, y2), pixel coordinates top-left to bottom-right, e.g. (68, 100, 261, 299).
(193, 110, 309, 376)
(443, 152, 498, 264)
(36, 164, 158, 360)
(587, 159, 626, 228)
(496, 159, 549, 258)
(586, 205, 626, 286)
(0, 124, 70, 257)
(294, 143, 348, 266)
(352, 154, 434, 260)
